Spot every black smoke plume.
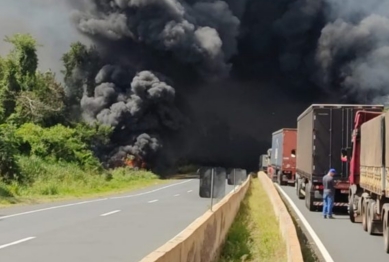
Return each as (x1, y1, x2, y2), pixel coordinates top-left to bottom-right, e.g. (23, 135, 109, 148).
(2, 0, 385, 172)
(63, 0, 389, 172)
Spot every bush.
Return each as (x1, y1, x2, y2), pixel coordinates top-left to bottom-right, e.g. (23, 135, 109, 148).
(15, 123, 101, 170)
(7, 155, 159, 198)
(0, 124, 21, 182)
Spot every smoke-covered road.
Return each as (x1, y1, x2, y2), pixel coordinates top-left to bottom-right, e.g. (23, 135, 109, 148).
(0, 179, 235, 262)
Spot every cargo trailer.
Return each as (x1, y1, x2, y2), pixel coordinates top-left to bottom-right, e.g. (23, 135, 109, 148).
(270, 128, 297, 186)
(295, 104, 383, 211)
(345, 108, 389, 253)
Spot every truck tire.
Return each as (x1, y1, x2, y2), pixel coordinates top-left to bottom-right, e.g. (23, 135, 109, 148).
(277, 171, 281, 184)
(305, 182, 315, 211)
(296, 179, 304, 199)
(367, 200, 375, 235)
(383, 210, 389, 253)
(348, 195, 356, 223)
(362, 199, 369, 232)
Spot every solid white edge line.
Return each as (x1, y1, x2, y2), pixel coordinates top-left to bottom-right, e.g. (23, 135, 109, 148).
(111, 179, 193, 199)
(1, 198, 108, 220)
(0, 237, 36, 249)
(1, 179, 194, 220)
(275, 184, 335, 262)
(148, 199, 159, 203)
(100, 210, 121, 217)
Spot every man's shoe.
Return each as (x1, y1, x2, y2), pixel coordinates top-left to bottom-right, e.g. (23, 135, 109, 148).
(323, 215, 327, 219)
(328, 215, 335, 219)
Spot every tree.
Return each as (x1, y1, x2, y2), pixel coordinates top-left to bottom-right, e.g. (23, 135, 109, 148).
(0, 34, 66, 126)
(62, 42, 101, 103)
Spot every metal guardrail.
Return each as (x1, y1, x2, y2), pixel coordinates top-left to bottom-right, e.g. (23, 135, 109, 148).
(198, 167, 248, 211)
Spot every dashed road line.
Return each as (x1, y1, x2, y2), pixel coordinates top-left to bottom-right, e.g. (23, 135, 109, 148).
(187, 190, 193, 193)
(1, 179, 193, 220)
(100, 210, 121, 217)
(0, 199, 108, 220)
(111, 179, 193, 199)
(0, 237, 36, 250)
(148, 200, 159, 203)
(174, 194, 180, 197)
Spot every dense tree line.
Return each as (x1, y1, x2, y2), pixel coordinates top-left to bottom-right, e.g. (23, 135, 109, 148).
(0, 34, 112, 184)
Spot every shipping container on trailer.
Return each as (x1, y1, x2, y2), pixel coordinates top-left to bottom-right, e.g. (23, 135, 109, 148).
(270, 128, 297, 186)
(295, 104, 383, 212)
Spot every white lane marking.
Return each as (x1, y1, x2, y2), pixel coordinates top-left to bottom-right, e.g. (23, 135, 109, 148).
(0, 198, 108, 220)
(0, 237, 36, 250)
(275, 184, 334, 262)
(187, 190, 193, 193)
(174, 194, 180, 197)
(1, 179, 193, 220)
(111, 179, 193, 200)
(148, 199, 158, 203)
(100, 210, 121, 217)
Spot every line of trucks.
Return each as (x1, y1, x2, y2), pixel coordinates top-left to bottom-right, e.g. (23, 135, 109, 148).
(259, 104, 389, 253)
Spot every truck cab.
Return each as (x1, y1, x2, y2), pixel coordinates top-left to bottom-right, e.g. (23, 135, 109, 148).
(348, 111, 383, 186)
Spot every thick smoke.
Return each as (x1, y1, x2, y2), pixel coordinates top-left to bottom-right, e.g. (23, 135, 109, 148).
(66, 0, 389, 171)
(71, 0, 240, 80)
(2, 0, 389, 172)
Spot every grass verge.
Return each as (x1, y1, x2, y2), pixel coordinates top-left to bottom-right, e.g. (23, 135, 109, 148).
(0, 156, 168, 207)
(218, 179, 287, 262)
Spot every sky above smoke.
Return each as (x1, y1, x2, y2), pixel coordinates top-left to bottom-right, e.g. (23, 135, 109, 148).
(1, 0, 389, 171)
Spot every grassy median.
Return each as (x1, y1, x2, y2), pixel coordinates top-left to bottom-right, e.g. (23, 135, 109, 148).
(0, 156, 168, 207)
(219, 179, 287, 262)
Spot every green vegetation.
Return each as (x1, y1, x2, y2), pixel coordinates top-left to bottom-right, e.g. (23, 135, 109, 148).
(0, 34, 165, 206)
(219, 180, 287, 262)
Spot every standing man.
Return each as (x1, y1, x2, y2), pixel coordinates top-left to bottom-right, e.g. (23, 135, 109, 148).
(322, 168, 336, 219)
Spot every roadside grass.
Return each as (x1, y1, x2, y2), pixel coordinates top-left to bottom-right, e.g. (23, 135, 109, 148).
(219, 179, 287, 262)
(0, 156, 168, 207)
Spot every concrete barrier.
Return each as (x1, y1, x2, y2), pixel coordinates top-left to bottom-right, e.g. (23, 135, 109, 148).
(140, 176, 251, 262)
(257, 171, 304, 262)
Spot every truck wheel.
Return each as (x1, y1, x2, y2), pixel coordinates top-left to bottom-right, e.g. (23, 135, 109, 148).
(296, 179, 304, 199)
(383, 211, 389, 253)
(362, 199, 369, 232)
(348, 195, 356, 223)
(305, 182, 315, 211)
(277, 171, 282, 185)
(367, 200, 375, 235)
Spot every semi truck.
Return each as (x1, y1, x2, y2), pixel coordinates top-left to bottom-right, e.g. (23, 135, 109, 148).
(270, 128, 297, 186)
(295, 104, 383, 211)
(346, 108, 389, 252)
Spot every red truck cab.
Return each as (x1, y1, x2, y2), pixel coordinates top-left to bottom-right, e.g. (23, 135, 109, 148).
(349, 111, 383, 186)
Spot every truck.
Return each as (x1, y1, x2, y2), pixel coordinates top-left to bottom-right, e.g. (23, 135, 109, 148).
(270, 128, 297, 186)
(346, 108, 389, 252)
(295, 104, 383, 211)
(258, 154, 268, 173)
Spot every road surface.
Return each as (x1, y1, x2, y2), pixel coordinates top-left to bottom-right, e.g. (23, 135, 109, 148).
(0, 179, 236, 262)
(279, 185, 389, 262)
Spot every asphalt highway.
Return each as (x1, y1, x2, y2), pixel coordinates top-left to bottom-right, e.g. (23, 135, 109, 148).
(0, 179, 235, 262)
(279, 185, 389, 262)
